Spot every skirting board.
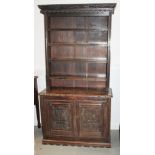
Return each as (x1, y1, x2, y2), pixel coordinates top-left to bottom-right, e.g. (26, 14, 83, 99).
(42, 139, 111, 148)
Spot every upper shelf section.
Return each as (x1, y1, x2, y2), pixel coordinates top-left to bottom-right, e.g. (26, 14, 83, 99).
(38, 3, 116, 16)
(49, 30, 108, 44)
(49, 17, 108, 30)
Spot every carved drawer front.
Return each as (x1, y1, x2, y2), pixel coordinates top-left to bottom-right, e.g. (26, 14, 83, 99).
(45, 100, 75, 137)
(77, 102, 105, 138)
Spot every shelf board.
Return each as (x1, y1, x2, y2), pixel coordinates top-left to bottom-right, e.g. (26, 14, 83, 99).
(48, 58, 108, 63)
(48, 28, 108, 31)
(40, 88, 112, 98)
(48, 42, 107, 46)
(48, 75, 106, 81)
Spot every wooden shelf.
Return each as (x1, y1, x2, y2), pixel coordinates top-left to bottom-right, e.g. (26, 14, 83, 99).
(48, 75, 106, 81)
(48, 42, 108, 46)
(48, 28, 108, 31)
(48, 58, 108, 63)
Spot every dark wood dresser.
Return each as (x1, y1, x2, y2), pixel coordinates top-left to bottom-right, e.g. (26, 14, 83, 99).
(38, 3, 116, 147)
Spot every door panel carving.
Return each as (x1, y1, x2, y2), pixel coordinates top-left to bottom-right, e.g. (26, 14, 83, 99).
(80, 106, 102, 132)
(51, 104, 71, 130)
(77, 102, 105, 138)
(44, 100, 75, 137)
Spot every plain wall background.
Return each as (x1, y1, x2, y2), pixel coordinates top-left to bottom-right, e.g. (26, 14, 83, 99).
(34, 0, 120, 130)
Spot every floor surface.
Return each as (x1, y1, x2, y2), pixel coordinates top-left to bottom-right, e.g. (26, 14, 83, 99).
(34, 127, 120, 155)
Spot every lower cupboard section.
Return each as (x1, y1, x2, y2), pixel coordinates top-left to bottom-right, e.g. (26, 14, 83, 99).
(40, 96, 111, 147)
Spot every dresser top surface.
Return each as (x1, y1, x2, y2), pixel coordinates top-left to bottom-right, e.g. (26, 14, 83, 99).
(40, 88, 112, 98)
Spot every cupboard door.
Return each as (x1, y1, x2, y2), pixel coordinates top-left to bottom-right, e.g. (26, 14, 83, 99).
(77, 101, 106, 138)
(43, 99, 75, 138)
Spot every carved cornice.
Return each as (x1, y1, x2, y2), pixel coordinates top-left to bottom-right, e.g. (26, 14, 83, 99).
(38, 3, 116, 16)
(40, 9, 111, 16)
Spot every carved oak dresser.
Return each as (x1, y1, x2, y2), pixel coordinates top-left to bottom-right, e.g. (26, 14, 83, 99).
(38, 3, 116, 148)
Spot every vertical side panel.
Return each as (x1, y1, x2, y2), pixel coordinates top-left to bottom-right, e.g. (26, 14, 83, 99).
(44, 14, 50, 90)
(106, 14, 112, 88)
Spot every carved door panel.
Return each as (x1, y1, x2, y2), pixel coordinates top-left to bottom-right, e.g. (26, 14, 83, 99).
(44, 100, 75, 138)
(77, 101, 106, 138)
